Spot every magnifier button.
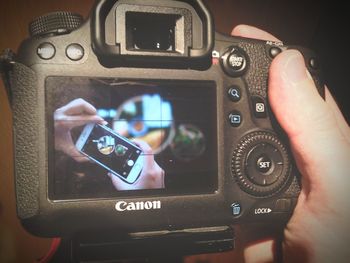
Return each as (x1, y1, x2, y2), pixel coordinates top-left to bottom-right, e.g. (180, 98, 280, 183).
(228, 86, 241, 102)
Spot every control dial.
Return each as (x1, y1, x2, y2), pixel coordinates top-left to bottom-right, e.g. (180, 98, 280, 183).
(29, 12, 83, 37)
(232, 131, 291, 197)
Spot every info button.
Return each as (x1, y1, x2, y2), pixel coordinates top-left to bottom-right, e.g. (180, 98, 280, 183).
(66, 43, 84, 61)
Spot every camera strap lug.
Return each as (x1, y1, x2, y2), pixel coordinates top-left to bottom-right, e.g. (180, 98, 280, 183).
(0, 48, 16, 104)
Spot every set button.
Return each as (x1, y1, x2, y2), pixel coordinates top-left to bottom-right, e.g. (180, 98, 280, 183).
(246, 143, 283, 186)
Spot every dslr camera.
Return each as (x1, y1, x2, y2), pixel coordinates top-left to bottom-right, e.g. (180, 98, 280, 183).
(2, 0, 324, 257)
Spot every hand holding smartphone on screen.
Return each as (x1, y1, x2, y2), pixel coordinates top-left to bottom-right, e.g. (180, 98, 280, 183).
(75, 123, 144, 184)
(54, 98, 107, 163)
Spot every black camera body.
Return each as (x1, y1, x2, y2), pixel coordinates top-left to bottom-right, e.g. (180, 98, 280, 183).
(7, 0, 324, 237)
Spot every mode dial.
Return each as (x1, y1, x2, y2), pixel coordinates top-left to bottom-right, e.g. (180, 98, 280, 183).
(232, 131, 291, 197)
(29, 12, 83, 37)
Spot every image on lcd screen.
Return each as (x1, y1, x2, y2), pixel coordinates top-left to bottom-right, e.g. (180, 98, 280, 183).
(46, 77, 217, 199)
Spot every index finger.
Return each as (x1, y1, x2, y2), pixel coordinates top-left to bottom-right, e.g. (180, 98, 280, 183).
(132, 139, 155, 171)
(58, 98, 97, 115)
(231, 24, 281, 42)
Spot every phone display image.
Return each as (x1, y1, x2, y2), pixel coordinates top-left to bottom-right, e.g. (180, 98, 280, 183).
(75, 123, 144, 184)
(47, 78, 217, 200)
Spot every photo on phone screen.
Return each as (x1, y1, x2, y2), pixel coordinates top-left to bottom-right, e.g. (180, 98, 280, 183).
(75, 123, 144, 184)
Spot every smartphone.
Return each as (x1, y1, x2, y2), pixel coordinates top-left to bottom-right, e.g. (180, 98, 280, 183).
(75, 123, 144, 184)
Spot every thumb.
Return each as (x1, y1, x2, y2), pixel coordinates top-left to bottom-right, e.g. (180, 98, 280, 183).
(269, 50, 349, 189)
(108, 172, 133, 191)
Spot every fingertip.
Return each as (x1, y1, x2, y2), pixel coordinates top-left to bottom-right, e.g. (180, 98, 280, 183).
(269, 49, 306, 83)
(231, 24, 247, 36)
(132, 139, 153, 154)
(231, 24, 280, 42)
(268, 49, 324, 138)
(92, 116, 107, 125)
(267, 48, 348, 177)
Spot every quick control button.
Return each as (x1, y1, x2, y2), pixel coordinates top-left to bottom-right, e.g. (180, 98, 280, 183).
(228, 86, 241, 102)
(269, 47, 282, 58)
(228, 111, 242, 127)
(275, 199, 292, 212)
(221, 46, 248, 77)
(231, 202, 241, 216)
(252, 96, 267, 118)
(37, 42, 55, 60)
(66, 43, 84, 61)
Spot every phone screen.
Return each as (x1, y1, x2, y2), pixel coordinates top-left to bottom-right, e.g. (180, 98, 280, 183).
(80, 124, 142, 180)
(46, 77, 217, 200)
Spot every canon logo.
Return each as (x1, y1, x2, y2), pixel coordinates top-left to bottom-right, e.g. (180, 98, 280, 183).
(115, 200, 161, 211)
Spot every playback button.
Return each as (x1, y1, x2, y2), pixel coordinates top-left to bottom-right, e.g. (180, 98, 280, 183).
(228, 111, 242, 127)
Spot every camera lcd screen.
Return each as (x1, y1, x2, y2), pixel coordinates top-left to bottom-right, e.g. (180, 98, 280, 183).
(46, 77, 217, 200)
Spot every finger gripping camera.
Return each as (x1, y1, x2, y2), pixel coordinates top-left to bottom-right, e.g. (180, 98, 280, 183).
(5, 0, 324, 243)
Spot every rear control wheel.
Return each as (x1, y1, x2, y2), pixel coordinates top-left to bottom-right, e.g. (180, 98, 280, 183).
(232, 131, 291, 197)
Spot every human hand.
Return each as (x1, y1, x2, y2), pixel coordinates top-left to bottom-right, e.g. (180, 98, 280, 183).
(108, 139, 165, 190)
(54, 98, 106, 162)
(231, 25, 350, 263)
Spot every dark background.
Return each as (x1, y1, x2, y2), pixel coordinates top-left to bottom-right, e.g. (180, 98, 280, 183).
(0, 0, 348, 262)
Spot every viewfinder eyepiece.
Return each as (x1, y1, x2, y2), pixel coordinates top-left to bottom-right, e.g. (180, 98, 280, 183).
(126, 13, 178, 52)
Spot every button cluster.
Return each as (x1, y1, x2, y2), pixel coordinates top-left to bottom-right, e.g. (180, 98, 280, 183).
(37, 42, 85, 61)
(223, 46, 269, 128)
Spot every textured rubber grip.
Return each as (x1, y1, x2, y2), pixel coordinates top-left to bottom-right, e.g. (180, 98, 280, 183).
(29, 11, 83, 37)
